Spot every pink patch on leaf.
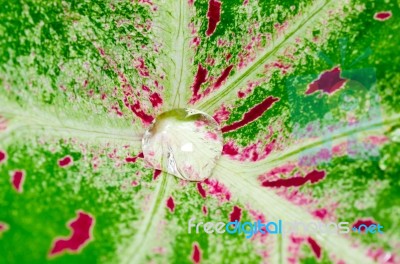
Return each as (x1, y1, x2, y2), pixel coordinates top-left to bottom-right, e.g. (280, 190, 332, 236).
(221, 96, 279, 133)
(58, 156, 73, 167)
(374, 11, 392, 21)
(149, 92, 163, 108)
(166, 197, 175, 212)
(0, 150, 6, 164)
(229, 206, 242, 222)
(367, 247, 398, 263)
(205, 131, 218, 140)
(97, 48, 153, 124)
(192, 243, 201, 264)
(366, 135, 388, 145)
(203, 179, 231, 201)
(50, 211, 94, 256)
(191, 36, 201, 47)
(272, 61, 291, 74)
(133, 57, 150, 77)
(262, 164, 296, 179)
(249, 210, 268, 241)
(0, 116, 8, 131)
(0, 222, 8, 233)
(11, 170, 25, 193)
(312, 208, 328, 220)
(222, 138, 276, 162)
(332, 142, 347, 156)
(111, 104, 124, 117)
(131, 180, 138, 187)
(212, 104, 230, 124)
(142, 84, 151, 92)
(306, 67, 347, 95)
(206, 0, 221, 36)
(262, 170, 325, 188)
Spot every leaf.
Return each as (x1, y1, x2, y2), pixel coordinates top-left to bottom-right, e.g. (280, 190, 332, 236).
(1, 0, 399, 263)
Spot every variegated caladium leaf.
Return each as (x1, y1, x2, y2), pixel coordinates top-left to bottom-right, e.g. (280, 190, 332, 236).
(0, 0, 399, 263)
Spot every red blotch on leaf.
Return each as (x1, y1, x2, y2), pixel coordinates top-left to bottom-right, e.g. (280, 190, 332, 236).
(153, 169, 162, 180)
(127, 101, 154, 125)
(214, 65, 234, 88)
(149, 92, 163, 108)
(206, 0, 221, 36)
(125, 152, 144, 163)
(262, 170, 326, 188)
(202, 206, 208, 215)
(222, 139, 276, 161)
(49, 211, 94, 256)
(192, 64, 208, 99)
(98, 49, 154, 125)
(11, 171, 25, 193)
(192, 243, 201, 264)
(221, 96, 279, 133)
(306, 67, 347, 95)
(374, 11, 392, 21)
(58, 156, 73, 167)
(312, 208, 328, 220)
(166, 197, 175, 212)
(229, 206, 242, 222)
(197, 183, 206, 198)
(352, 219, 377, 231)
(307, 237, 322, 259)
(0, 150, 6, 163)
(120, 74, 154, 125)
(222, 142, 239, 156)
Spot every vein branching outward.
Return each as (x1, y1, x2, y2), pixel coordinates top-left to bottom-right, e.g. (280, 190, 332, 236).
(0, 99, 143, 147)
(155, 0, 193, 109)
(195, 0, 334, 114)
(121, 172, 173, 264)
(219, 113, 400, 177)
(214, 169, 374, 264)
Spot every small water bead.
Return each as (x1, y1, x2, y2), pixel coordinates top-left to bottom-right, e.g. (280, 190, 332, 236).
(142, 108, 223, 181)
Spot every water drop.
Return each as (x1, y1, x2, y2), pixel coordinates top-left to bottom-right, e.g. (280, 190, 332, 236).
(142, 108, 223, 181)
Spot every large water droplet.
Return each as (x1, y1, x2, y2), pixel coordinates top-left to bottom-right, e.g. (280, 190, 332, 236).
(142, 108, 223, 181)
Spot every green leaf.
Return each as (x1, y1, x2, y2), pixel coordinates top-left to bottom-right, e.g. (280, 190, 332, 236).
(1, 0, 399, 263)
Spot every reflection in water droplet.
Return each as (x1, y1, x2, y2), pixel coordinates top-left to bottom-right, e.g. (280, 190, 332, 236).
(142, 108, 223, 181)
